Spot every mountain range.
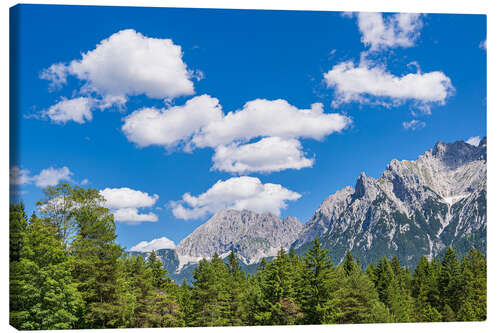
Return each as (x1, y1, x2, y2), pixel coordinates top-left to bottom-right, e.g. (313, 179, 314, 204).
(128, 138, 486, 284)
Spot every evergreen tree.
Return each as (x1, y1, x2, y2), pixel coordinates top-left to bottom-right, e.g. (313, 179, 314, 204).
(412, 256, 440, 321)
(148, 250, 171, 290)
(438, 247, 461, 317)
(9, 203, 27, 263)
(191, 254, 231, 326)
(299, 237, 337, 324)
(226, 250, 249, 325)
(456, 248, 486, 321)
(328, 262, 391, 324)
(255, 248, 301, 325)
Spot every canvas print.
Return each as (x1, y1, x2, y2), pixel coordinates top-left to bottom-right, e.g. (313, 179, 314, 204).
(9, 4, 486, 329)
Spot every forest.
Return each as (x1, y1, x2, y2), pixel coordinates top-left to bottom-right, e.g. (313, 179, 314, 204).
(10, 184, 486, 330)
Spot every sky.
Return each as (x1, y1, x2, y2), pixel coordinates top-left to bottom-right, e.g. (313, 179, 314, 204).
(10, 4, 486, 252)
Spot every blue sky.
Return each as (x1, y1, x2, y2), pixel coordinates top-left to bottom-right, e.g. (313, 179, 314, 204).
(10, 5, 486, 251)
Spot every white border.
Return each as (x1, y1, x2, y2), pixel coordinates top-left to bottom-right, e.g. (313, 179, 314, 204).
(2, 1, 498, 333)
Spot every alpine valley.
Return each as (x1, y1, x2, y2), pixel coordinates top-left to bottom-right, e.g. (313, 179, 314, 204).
(128, 138, 487, 284)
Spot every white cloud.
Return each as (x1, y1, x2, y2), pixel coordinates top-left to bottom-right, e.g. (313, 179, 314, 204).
(10, 166, 32, 185)
(80, 179, 89, 185)
(122, 94, 223, 149)
(170, 176, 301, 220)
(402, 119, 426, 131)
(122, 97, 349, 173)
(192, 99, 351, 148)
(212, 137, 314, 173)
(466, 136, 481, 147)
(99, 187, 159, 223)
(32, 167, 73, 187)
(324, 61, 453, 109)
(100, 187, 159, 209)
(354, 12, 423, 52)
(113, 208, 158, 223)
(42, 97, 95, 124)
(130, 237, 176, 252)
(40, 63, 68, 90)
(41, 29, 196, 116)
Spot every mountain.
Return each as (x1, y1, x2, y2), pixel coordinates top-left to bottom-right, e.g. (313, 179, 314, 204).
(175, 209, 303, 267)
(292, 137, 486, 268)
(128, 209, 303, 284)
(128, 137, 486, 281)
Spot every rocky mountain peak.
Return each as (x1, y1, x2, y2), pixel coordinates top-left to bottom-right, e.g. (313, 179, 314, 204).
(293, 137, 486, 267)
(175, 208, 303, 267)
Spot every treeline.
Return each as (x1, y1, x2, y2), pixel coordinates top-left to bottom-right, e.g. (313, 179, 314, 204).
(10, 184, 486, 329)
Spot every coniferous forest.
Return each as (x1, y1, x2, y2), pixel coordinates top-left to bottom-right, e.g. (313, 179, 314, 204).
(10, 184, 486, 330)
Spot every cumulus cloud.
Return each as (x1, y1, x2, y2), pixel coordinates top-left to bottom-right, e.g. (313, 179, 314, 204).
(170, 176, 301, 220)
(324, 61, 454, 109)
(122, 94, 223, 149)
(466, 136, 481, 147)
(112, 208, 158, 223)
(42, 97, 95, 124)
(10, 166, 32, 185)
(100, 187, 159, 223)
(192, 99, 350, 148)
(402, 119, 426, 131)
(212, 137, 314, 173)
(122, 97, 349, 173)
(40, 29, 196, 121)
(352, 12, 424, 52)
(33, 167, 73, 187)
(130, 237, 176, 252)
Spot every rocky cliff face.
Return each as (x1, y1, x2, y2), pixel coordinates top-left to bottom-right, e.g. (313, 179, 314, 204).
(293, 137, 486, 268)
(175, 209, 303, 267)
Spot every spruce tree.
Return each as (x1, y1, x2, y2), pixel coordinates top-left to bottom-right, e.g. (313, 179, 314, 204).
(191, 254, 231, 326)
(226, 250, 249, 325)
(439, 247, 461, 317)
(299, 237, 337, 324)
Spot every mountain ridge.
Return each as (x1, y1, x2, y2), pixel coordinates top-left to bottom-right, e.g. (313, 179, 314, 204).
(128, 137, 486, 282)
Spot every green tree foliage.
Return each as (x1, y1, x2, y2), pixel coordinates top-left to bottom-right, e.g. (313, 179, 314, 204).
(191, 254, 231, 326)
(9, 203, 27, 263)
(254, 248, 301, 325)
(10, 213, 83, 330)
(328, 259, 391, 324)
(299, 237, 337, 324)
(69, 186, 124, 328)
(9, 184, 488, 329)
